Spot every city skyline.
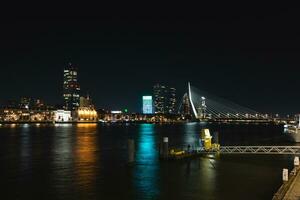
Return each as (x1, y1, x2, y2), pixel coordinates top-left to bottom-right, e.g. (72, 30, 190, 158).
(1, 5, 300, 200)
(1, 7, 300, 114)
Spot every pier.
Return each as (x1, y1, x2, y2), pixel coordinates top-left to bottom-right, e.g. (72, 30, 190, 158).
(162, 146, 300, 160)
(159, 129, 300, 160)
(273, 157, 300, 200)
(219, 146, 300, 155)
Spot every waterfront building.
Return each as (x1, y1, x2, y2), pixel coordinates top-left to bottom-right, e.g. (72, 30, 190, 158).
(63, 63, 80, 111)
(32, 99, 45, 109)
(20, 97, 31, 109)
(74, 95, 98, 122)
(142, 96, 153, 114)
(18, 98, 47, 110)
(153, 84, 176, 114)
(54, 110, 72, 122)
(80, 95, 92, 107)
(0, 108, 54, 122)
(75, 107, 97, 122)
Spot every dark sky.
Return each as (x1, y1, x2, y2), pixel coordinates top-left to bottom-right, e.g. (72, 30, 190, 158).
(0, 4, 300, 114)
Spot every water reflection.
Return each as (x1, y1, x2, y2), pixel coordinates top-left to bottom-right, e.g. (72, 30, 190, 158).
(52, 124, 74, 198)
(183, 122, 199, 149)
(134, 124, 160, 199)
(20, 124, 31, 170)
(74, 124, 98, 197)
(0, 123, 287, 200)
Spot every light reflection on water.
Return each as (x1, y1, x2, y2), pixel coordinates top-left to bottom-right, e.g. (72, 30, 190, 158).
(74, 124, 98, 194)
(0, 123, 291, 200)
(52, 124, 73, 197)
(134, 124, 160, 199)
(183, 122, 199, 149)
(20, 124, 31, 170)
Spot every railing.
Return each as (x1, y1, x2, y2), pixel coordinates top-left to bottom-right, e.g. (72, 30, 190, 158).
(219, 146, 300, 155)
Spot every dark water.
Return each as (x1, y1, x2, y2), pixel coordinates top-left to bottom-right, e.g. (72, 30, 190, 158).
(0, 123, 296, 200)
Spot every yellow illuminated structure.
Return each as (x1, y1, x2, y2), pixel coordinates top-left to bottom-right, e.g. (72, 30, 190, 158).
(201, 129, 212, 150)
(170, 149, 185, 156)
(76, 107, 98, 122)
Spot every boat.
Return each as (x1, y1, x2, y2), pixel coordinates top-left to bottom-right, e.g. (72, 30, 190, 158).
(284, 116, 300, 142)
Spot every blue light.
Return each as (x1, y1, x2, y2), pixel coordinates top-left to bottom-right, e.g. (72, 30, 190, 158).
(142, 96, 153, 114)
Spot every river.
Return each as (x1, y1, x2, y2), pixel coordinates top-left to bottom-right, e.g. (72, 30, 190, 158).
(0, 123, 295, 199)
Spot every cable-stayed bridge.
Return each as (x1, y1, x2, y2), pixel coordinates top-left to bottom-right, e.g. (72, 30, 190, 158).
(179, 83, 268, 121)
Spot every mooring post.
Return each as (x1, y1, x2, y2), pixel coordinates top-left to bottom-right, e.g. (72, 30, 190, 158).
(162, 137, 169, 158)
(282, 168, 289, 182)
(294, 156, 299, 169)
(128, 139, 135, 163)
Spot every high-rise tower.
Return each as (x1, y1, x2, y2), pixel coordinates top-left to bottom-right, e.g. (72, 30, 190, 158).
(63, 63, 80, 111)
(153, 84, 176, 114)
(142, 96, 153, 114)
(182, 93, 191, 115)
(168, 87, 176, 113)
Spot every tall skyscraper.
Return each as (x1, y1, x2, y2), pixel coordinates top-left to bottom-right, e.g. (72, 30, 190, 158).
(182, 93, 191, 115)
(153, 84, 176, 114)
(168, 87, 176, 114)
(153, 84, 166, 113)
(63, 63, 80, 111)
(142, 96, 153, 114)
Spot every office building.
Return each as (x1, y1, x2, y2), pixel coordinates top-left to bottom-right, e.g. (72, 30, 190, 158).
(63, 63, 80, 111)
(142, 96, 153, 114)
(168, 87, 176, 113)
(153, 84, 176, 114)
(182, 93, 191, 115)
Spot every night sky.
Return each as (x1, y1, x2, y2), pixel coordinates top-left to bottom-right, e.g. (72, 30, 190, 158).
(1, 5, 300, 114)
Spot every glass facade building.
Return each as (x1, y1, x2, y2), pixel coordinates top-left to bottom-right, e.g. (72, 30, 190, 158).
(63, 63, 80, 111)
(142, 96, 153, 114)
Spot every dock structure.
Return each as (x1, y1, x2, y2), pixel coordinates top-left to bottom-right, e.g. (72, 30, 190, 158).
(219, 146, 300, 155)
(161, 129, 300, 160)
(283, 168, 300, 200)
(273, 157, 300, 200)
(164, 146, 300, 160)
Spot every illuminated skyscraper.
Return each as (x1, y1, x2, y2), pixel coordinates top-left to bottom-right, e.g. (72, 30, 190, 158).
(142, 96, 153, 114)
(153, 84, 176, 114)
(168, 87, 176, 113)
(153, 84, 165, 113)
(182, 93, 190, 115)
(63, 63, 80, 111)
